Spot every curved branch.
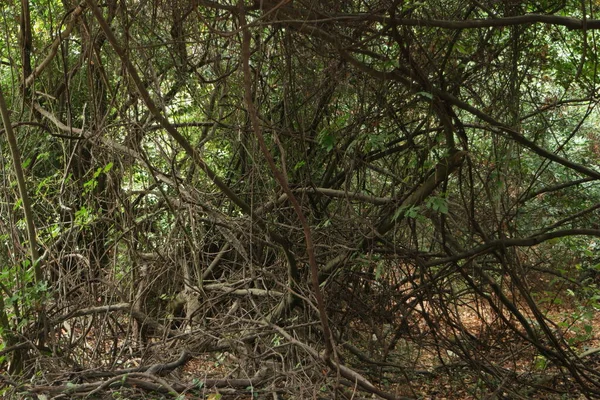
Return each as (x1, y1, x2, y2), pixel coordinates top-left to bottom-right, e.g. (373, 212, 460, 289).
(85, 0, 251, 216)
(238, 3, 335, 359)
(327, 13, 600, 31)
(295, 187, 393, 205)
(522, 177, 596, 202)
(425, 229, 600, 266)
(340, 51, 600, 180)
(0, 89, 41, 280)
(24, 4, 86, 88)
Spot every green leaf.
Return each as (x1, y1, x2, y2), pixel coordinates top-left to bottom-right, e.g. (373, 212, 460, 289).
(400, 205, 420, 219)
(416, 91, 433, 99)
(375, 262, 384, 281)
(193, 378, 204, 389)
(534, 355, 547, 370)
(294, 160, 306, 170)
(319, 132, 335, 152)
(426, 196, 449, 214)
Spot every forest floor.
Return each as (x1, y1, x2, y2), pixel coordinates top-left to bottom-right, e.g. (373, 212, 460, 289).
(1, 281, 599, 399)
(165, 286, 600, 399)
(349, 287, 600, 400)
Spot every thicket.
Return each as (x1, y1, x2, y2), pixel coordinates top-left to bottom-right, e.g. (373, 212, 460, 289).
(0, 0, 599, 398)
